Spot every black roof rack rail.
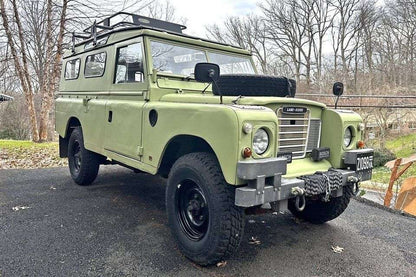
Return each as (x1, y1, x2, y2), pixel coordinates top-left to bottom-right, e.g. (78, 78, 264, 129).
(71, 12, 187, 52)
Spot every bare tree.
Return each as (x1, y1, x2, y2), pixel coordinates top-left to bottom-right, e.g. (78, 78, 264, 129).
(0, 0, 39, 141)
(206, 15, 270, 73)
(310, 0, 334, 91)
(356, 0, 379, 92)
(330, 0, 362, 89)
(260, 0, 304, 83)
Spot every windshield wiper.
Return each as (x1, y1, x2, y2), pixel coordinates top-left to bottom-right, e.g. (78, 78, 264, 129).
(232, 95, 243, 104)
(182, 74, 195, 81)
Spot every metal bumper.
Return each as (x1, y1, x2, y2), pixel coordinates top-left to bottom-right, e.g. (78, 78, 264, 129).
(235, 155, 372, 208)
(235, 157, 302, 208)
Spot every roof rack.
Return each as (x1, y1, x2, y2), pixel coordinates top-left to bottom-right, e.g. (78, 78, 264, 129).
(71, 12, 187, 53)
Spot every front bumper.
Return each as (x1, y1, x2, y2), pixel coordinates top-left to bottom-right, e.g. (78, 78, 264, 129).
(235, 149, 373, 208)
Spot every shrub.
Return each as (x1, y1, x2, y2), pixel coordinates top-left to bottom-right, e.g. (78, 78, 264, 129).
(373, 148, 396, 167)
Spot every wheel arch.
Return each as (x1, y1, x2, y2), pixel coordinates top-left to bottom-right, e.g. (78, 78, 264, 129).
(158, 135, 218, 178)
(59, 117, 82, 158)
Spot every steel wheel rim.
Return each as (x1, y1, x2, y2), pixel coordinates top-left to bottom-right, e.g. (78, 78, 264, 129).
(175, 180, 209, 241)
(72, 140, 81, 173)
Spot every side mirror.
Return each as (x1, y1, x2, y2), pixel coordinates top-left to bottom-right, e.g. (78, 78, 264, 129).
(333, 82, 344, 96)
(194, 63, 220, 82)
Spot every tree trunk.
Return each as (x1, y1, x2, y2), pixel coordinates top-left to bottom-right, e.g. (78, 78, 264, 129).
(38, 0, 54, 142)
(39, 0, 68, 141)
(0, 0, 39, 141)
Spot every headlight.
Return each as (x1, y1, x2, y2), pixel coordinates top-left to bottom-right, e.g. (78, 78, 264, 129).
(253, 128, 269, 155)
(344, 127, 353, 147)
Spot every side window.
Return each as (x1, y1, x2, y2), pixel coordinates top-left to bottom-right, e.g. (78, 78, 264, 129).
(64, 58, 80, 80)
(115, 43, 144, 84)
(85, 52, 106, 78)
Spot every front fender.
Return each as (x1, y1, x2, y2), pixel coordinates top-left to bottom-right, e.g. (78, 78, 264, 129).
(142, 102, 278, 185)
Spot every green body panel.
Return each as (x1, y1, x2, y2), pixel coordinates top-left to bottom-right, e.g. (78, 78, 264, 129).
(141, 102, 279, 184)
(320, 109, 363, 168)
(56, 27, 366, 186)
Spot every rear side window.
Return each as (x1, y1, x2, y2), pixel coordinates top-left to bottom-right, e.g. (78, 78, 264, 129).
(115, 43, 144, 83)
(64, 58, 80, 80)
(85, 52, 106, 78)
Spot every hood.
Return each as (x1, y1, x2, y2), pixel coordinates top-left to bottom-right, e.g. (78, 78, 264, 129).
(160, 93, 326, 109)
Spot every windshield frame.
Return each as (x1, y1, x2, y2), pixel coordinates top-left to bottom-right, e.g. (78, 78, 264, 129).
(147, 37, 257, 79)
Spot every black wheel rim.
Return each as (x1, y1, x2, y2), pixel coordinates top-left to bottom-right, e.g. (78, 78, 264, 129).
(71, 140, 81, 173)
(175, 180, 209, 241)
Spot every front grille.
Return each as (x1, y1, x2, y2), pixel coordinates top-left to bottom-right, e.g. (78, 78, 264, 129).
(277, 108, 322, 159)
(277, 108, 310, 159)
(306, 119, 321, 151)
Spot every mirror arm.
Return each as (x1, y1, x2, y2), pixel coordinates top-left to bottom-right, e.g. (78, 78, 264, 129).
(211, 78, 222, 104)
(335, 95, 340, 109)
(201, 83, 211, 94)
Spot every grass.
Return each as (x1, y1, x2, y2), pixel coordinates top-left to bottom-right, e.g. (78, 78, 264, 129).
(385, 133, 416, 158)
(0, 139, 66, 169)
(0, 139, 58, 149)
(364, 132, 416, 190)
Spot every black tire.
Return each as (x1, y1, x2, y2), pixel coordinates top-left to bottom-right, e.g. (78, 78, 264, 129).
(68, 127, 100, 186)
(288, 185, 353, 224)
(213, 74, 296, 97)
(166, 152, 245, 266)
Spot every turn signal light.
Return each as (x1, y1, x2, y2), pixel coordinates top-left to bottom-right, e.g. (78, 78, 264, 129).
(242, 147, 252, 158)
(357, 140, 365, 149)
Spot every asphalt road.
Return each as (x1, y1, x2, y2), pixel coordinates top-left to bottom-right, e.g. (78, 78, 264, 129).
(0, 166, 415, 277)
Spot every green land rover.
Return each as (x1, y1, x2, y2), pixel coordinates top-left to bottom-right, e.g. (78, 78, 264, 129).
(56, 12, 374, 265)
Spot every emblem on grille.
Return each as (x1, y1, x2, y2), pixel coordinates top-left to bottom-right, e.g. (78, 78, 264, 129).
(282, 107, 307, 114)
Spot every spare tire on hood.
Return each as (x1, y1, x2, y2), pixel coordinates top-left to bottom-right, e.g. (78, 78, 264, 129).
(212, 74, 296, 97)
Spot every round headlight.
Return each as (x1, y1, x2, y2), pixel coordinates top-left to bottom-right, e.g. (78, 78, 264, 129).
(344, 127, 353, 147)
(253, 128, 269, 155)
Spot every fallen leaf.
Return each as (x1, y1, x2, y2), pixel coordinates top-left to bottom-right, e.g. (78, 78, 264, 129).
(331, 246, 344, 253)
(216, 261, 227, 267)
(12, 206, 30, 211)
(249, 236, 261, 245)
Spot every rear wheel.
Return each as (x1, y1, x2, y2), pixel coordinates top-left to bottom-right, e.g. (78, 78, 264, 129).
(288, 185, 353, 224)
(68, 127, 100, 186)
(166, 152, 245, 266)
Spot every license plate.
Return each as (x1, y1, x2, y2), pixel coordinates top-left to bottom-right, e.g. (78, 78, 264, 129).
(356, 154, 373, 171)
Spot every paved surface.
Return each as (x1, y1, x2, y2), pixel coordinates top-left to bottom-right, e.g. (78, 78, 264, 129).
(361, 189, 390, 206)
(0, 166, 415, 277)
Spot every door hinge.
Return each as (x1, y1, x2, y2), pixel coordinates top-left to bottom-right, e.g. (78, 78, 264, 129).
(137, 146, 144, 156)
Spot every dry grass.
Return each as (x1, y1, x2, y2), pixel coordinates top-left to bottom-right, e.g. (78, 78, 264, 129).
(0, 140, 67, 169)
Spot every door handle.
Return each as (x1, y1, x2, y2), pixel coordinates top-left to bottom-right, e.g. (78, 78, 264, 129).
(108, 111, 113, 122)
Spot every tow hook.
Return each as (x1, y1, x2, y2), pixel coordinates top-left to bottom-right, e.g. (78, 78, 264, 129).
(347, 176, 360, 196)
(291, 187, 306, 212)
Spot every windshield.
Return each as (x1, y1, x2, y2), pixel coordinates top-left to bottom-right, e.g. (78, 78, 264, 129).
(207, 52, 255, 74)
(151, 41, 207, 76)
(150, 40, 255, 77)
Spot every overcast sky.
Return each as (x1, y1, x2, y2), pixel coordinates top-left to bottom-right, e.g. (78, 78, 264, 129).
(169, 0, 260, 37)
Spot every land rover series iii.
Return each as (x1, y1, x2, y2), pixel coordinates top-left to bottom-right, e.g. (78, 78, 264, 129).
(56, 13, 373, 265)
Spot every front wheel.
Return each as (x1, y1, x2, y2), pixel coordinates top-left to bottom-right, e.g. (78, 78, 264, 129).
(288, 185, 353, 224)
(68, 127, 100, 186)
(166, 152, 245, 266)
